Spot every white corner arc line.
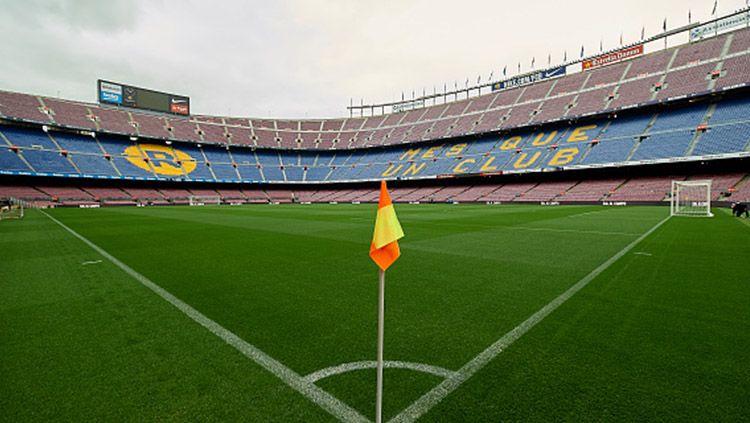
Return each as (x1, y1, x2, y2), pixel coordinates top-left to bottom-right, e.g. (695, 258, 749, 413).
(304, 361, 456, 383)
(389, 214, 671, 423)
(40, 210, 369, 423)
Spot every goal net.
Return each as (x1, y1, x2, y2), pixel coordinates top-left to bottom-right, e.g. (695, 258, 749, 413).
(671, 180, 713, 217)
(0, 197, 26, 220)
(189, 195, 221, 206)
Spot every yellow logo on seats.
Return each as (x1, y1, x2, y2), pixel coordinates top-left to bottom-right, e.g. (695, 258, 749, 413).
(124, 144, 196, 176)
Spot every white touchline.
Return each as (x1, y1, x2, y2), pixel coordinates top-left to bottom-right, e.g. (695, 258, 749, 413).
(304, 361, 456, 384)
(389, 214, 671, 423)
(40, 210, 369, 423)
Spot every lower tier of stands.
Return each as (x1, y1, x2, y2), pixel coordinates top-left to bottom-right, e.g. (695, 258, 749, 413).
(3, 172, 748, 207)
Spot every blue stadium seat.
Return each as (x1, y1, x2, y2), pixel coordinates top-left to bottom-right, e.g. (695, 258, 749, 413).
(70, 154, 119, 176)
(631, 131, 694, 160)
(284, 166, 304, 181)
(692, 123, 750, 155)
(0, 147, 32, 172)
(709, 98, 750, 124)
(51, 132, 103, 154)
(600, 115, 652, 139)
(649, 104, 707, 132)
(581, 139, 637, 164)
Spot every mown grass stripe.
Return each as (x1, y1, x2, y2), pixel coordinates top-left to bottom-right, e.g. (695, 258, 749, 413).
(389, 214, 671, 423)
(39, 210, 369, 423)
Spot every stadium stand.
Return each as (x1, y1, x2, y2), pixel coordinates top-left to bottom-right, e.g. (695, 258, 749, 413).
(2, 25, 750, 207)
(2, 94, 750, 185)
(0, 28, 747, 152)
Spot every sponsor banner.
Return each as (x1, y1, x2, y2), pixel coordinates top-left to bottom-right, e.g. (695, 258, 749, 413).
(492, 66, 566, 91)
(582, 44, 644, 70)
(690, 12, 750, 41)
(123, 86, 137, 107)
(169, 96, 190, 115)
(392, 99, 425, 114)
(99, 80, 123, 104)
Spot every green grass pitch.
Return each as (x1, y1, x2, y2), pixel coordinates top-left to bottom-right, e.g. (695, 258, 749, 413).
(1, 204, 748, 421)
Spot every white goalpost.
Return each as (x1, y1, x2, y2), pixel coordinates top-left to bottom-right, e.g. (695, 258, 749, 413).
(188, 195, 221, 206)
(671, 180, 713, 217)
(0, 197, 26, 220)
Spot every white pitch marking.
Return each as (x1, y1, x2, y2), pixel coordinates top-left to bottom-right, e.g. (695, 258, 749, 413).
(40, 210, 369, 423)
(81, 260, 103, 265)
(509, 226, 640, 237)
(567, 210, 606, 218)
(390, 214, 671, 423)
(304, 361, 456, 383)
(633, 252, 653, 256)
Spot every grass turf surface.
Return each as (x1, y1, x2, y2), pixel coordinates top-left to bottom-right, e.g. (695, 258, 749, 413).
(1, 204, 748, 421)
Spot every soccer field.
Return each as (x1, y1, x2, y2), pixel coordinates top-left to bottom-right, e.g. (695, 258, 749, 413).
(1, 204, 748, 421)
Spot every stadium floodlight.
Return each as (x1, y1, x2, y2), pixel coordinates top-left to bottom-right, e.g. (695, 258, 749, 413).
(0, 197, 26, 220)
(671, 180, 713, 217)
(188, 195, 221, 206)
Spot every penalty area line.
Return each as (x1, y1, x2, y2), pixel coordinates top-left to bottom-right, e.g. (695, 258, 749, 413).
(40, 210, 369, 423)
(389, 214, 671, 423)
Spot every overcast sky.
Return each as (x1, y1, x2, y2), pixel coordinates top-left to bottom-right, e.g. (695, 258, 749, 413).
(0, 0, 745, 118)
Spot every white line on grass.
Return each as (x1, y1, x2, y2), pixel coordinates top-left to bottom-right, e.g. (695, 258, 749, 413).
(389, 214, 671, 423)
(40, 210, 369, 423)
(304, 361, 456, 383)
(508, 226, 641, 237)
(566, 210, 607, 218)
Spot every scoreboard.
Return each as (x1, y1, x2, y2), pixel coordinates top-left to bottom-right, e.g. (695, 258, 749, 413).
(97, 80, 190, 116)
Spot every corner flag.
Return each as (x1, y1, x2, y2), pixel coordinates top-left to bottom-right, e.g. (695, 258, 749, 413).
(369, 180, 404, 271)
(369, 180, 404, 423)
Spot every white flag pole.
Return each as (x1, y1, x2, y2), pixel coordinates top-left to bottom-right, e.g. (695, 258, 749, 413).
(375, 268, 386, 423)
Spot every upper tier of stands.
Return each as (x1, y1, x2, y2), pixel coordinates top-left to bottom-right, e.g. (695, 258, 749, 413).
(1, 28, 749, 151)
(2, 96, 749, 183)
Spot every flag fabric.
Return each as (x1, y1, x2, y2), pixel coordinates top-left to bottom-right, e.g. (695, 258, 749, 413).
(688, 10, 692, 23)
(580, 45, 585, 58)
(663, 18, 667, 31)
(369, 181, 404, 271)
(503, 65, 507, 76)
(641, 26, 645, 40)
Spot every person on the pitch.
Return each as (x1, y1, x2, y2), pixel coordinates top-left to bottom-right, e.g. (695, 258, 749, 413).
(731, 202, 749, 217)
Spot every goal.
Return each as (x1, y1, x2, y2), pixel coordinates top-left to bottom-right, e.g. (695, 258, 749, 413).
(189, 195, 221, 206)
(0, 197, 26, 220)
(671, 180, 713, 217)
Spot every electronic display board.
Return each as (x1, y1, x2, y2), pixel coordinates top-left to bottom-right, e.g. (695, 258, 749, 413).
(98, 80, 189, 115)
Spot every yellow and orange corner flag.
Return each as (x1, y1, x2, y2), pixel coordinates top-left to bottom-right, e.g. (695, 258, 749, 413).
(369, 180, 404, 271)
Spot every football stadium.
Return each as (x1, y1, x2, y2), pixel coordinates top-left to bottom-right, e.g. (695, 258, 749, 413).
(2, 2, 750, 421)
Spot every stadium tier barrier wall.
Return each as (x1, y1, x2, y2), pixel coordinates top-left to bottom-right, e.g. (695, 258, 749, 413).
(2, 172, 748, 208)
(1, 27, 750, 151)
